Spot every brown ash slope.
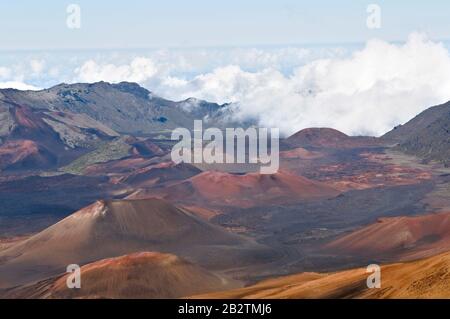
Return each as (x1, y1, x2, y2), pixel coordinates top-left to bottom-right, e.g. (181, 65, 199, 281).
(194, 249, 450, 299)
(285, 127, 382, 149)
(325, 211, 450, 262)
(0, 198, 275, 289)
(131, 170, 340, 209)
(2, 252, 240, 299)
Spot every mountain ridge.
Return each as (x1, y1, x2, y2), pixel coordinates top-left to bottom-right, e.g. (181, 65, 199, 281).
(0, 81, 237, 135)
(383, 100, 450, 166)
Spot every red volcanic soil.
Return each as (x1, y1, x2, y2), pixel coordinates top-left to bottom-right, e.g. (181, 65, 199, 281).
(285, 128, 381, 149)
(54, 252, 239, 299)
(13, 106, 48, 130)
(83, 157, 157, 175)
(10, 105, 59, 143)
(4, 104, 88, 167)
(316, 163, 432, 192)
(3, 252, 239, 299)
(0, 235, 30, 251)
(133, 170, 340, 208)
(280, 147, 323, 160)
(130, 139, 165, 157)
(297, 150, 433, 192)
(0, 198, 272, 288)
(84, 160, 201, 187)
(325, 211, 450, 261)
(0, 139, 56, 170)
(122, 162, 201, 188)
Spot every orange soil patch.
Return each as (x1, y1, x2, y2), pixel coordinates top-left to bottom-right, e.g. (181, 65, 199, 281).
(194, 250, 450, 299)
(280, 147, 323, 160)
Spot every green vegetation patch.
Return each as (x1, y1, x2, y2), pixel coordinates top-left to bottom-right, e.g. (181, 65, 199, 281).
(60, 137, 131, 175)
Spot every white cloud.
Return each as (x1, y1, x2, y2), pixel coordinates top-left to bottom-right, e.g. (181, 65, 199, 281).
(0, 81, 40, 90)
(2, 33, 450, 137)
(48, 67, 60, 77)
(0, 67, 11, 78)
(153, 33, 450, 136)
(30, 59, 45, 74)
(74, 57, 159, 83)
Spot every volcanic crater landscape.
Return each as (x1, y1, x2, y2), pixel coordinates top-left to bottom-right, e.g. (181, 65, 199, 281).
(1, 82, 450, 298)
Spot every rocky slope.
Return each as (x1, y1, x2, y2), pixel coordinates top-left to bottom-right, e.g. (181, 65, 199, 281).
(383, 100, 450, 166)
(0, 81, 235, 135)
(0, 82, 244, 172)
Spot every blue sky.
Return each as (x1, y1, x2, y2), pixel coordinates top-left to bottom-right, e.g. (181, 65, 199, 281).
(1, 0, 450, 50)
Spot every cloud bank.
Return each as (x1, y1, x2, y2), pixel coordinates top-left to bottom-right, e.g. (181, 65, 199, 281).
(0, 81, 40, 91)
(2, 33, 450, 136)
